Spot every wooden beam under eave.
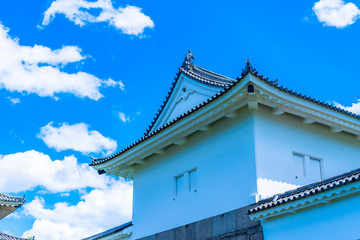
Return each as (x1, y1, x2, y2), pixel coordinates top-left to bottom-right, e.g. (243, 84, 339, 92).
(247, 94, 258, 111)
(248, 102, 258, 111)
(154, 149, 164, 154)
(104, 168, 116, 176)
(225, 111, 237, 119)
(198, 125, 210, 132)
(124, 169, 134, 179)
(173, 137, 187, 145)
(134, 159, 146, 164)
(302, 118, 315, 125)
(116, 165, 134, 174)
(272, 108, 285, 116)
(330, 127, 342, 133)
(125, 159, 144, 167)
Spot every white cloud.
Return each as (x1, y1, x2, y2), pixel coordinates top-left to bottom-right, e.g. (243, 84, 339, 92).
(7, 97, 20, 104)
(0, 150, 132, 239)
(334, 100, 360, 114)
(0, 23, 123, 100)
(42, 0, 154, 36)
(0, 150, 109, 193)
(118, 112, 131, 123)
(22, 180, 132, 240)
(313, 0, 360, 28)
(38, 122, 117, 155)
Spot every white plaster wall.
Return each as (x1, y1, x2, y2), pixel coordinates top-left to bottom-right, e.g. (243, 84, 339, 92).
(262, 194, 360, 240)
(253, 105, 360, 198)
(132, 109, 257, 239)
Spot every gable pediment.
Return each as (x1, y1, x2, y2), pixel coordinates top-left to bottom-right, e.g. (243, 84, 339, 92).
(150, 73, 223, 132)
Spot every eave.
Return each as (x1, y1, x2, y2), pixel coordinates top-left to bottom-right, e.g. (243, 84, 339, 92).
(0, 193, 25, 220)
(91, 71, 360, 179)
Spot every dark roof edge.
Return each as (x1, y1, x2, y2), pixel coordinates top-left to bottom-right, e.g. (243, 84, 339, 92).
(249, 167, 360, 214)
(91, 59, 360, 166)
(242, 59, 360, 121)
(81, 221, 132, 240)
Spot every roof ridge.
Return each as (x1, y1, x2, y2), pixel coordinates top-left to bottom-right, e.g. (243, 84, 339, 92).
(0, 193, 25, 204)
(193, 65, 233, 81)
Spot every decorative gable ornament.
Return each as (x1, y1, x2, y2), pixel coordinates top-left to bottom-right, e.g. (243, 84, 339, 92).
(176, 87, 196, 104)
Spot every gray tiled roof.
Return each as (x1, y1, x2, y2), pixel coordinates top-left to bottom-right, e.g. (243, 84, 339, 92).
(0, 232, 32, 240)
(82, 222, 132, 240)
(183, 65, 234, 87)
(90, 57, 360, 167)
(0, 194, 25, 206)
(249, 167, 360, 214)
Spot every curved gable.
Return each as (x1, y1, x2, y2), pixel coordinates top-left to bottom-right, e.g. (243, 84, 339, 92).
(150, 73, 223, 132)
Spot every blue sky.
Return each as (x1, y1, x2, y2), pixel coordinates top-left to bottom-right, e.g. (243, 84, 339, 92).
(0, 0, 359, 239)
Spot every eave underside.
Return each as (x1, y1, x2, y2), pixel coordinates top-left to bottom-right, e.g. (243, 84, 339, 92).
(0, 205, 18, 220)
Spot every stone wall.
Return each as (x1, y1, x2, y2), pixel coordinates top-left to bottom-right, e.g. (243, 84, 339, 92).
(138, 204, 263, 240)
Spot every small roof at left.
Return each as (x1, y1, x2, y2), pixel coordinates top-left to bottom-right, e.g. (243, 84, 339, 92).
(82, 221, 133, 240)
(0, 193, 25, 220)
(0, 232, 33, 240)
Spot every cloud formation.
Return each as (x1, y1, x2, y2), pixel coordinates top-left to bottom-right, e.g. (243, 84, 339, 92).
(22, 180, 132, 240)
(0, 150, 108, 193)
(313, 0, 360, 28)
(0, 23, 123, 100)
(334, 100, 360, 114)
(118, 112, 131, 123)
(38, 122, 117, 154)
(7, 97, 20, 104)
(42, 0, 154, 36)
(0, 150, 132, 239)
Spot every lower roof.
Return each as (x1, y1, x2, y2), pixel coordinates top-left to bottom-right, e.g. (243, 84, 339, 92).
(81, 221, 132, 240)
(0, 232, 33, 240)
(249, 167, 360, 215)
(0, 193, 25, 221)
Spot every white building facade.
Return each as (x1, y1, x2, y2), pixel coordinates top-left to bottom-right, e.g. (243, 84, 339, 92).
(90, 52, 360, 239)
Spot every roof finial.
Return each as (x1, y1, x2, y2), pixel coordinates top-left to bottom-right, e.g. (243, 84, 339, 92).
(186, 49, 194, 61)
(241, 58, 256, 77)
(182, 49, 194, 70)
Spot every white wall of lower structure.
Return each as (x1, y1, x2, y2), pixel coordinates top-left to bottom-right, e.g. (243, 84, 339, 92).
(132, 109, 258, 239)
(253, 105, 360, 199)
(262, 194, 360, 240)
